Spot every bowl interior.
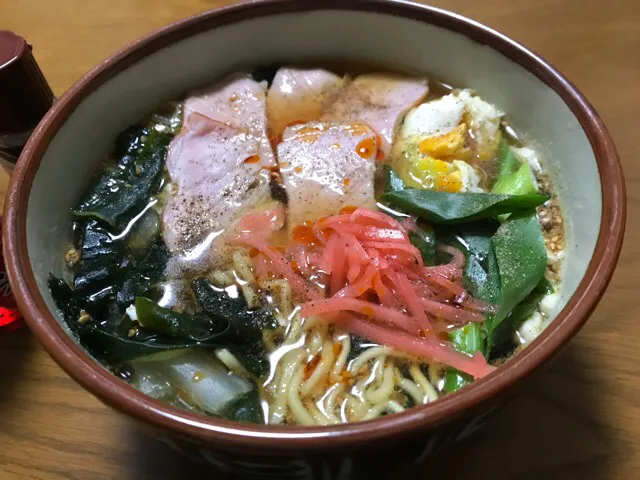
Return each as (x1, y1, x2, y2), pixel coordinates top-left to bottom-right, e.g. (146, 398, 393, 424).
(28, 8, 599, 333)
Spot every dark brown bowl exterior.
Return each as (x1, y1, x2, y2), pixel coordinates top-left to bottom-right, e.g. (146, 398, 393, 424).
(2, 0, 626, 478)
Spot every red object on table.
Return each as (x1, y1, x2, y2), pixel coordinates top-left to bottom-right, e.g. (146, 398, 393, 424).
(0, 30, 51, 329)
(0, 225, 22, 329)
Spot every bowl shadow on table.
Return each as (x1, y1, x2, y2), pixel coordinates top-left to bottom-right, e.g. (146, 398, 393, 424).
(0, 326, 39, 416)
(121, 342, 617, 480)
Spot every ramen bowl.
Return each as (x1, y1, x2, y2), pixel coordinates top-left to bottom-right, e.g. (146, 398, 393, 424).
(3, 0, 625, 478)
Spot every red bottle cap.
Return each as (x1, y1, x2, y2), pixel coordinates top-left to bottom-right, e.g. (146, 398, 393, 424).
(0, 30, 54, 162)
(0, 31, 38, 327)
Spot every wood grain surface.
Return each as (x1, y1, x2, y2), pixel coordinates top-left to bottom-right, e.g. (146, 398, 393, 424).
(0, 1, 638, 479)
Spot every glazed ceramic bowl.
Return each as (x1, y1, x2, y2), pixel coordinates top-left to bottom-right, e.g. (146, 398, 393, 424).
(3, 0, 625, 478)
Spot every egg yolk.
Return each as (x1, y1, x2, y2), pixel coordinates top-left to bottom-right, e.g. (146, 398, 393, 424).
(419, 123, 468, 159)
(412, 156, 464, 192)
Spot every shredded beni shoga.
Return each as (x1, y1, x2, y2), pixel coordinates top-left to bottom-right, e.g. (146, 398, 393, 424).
(232, 204, 497, 379)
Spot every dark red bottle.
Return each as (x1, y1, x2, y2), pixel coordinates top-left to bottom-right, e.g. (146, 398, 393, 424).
(0, 31, 54, 328)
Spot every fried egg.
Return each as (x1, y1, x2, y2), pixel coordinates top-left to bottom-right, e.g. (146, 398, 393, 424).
(393, 90, 503, 192)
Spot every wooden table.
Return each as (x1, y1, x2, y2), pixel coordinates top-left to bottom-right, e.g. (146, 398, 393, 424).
(1, 1, 638, 478)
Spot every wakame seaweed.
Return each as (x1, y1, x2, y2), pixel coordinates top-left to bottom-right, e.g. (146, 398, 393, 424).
(48, 107, 191, 363)
(117, 241, 169, 311)
(50, 275, 234, 362)
(192, 278, 277, 343)
(191, 278, 276, 376)
(75, 106, 181, 229)
(135, 297, 231, 342)
(223, 388, 264, 424)
(65, 108, 180, 317)
(73, 220, 126, 314)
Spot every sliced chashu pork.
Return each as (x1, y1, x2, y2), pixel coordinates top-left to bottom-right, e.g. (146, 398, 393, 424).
(163, 74, 274, 268)
(184, 73, 276, 167)
(322, 73, 429, 158)
(278, 121, 378, 227)
(267, 67, 346, 139)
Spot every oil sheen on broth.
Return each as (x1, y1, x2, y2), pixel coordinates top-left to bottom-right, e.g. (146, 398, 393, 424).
(50, 65, 564, 426)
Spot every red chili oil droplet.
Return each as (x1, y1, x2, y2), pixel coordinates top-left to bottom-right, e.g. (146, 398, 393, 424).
(339, 205, 358, 214)
(292, 225, 318, 245)
(287, 120, 306, 128)
(361, 306, 375, 317)
(356, 137, 376, 159)
(244, 155, 260, 164)
(304, 353, 321, 380)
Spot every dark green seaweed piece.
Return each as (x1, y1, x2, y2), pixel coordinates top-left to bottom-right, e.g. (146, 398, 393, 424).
(114, 125, 149, 158)
(74, 127, 172, 228)
(126, 208, 162, 258)
(73, 220, 125, 312)
(223, 388, 264, 424)
(486, 211, 547, 350)
(149, 102, 183, 134)
(79, 327, 199, 362)
(49, 274, 194, 361)
(229, 347, 269, 378)
(135, 297, 230, 343)
(192, 278, 276, 344)
(347, 334, 378, 361)
(380, 189, 548, 224)
(116, 241, 169, 311)
(444, 323, 486, 394)
(50, 275, 236, 362)
(48, 274, 82, 330)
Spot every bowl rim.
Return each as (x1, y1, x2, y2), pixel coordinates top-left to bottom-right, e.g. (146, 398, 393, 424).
(3, 0, 626, 453)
